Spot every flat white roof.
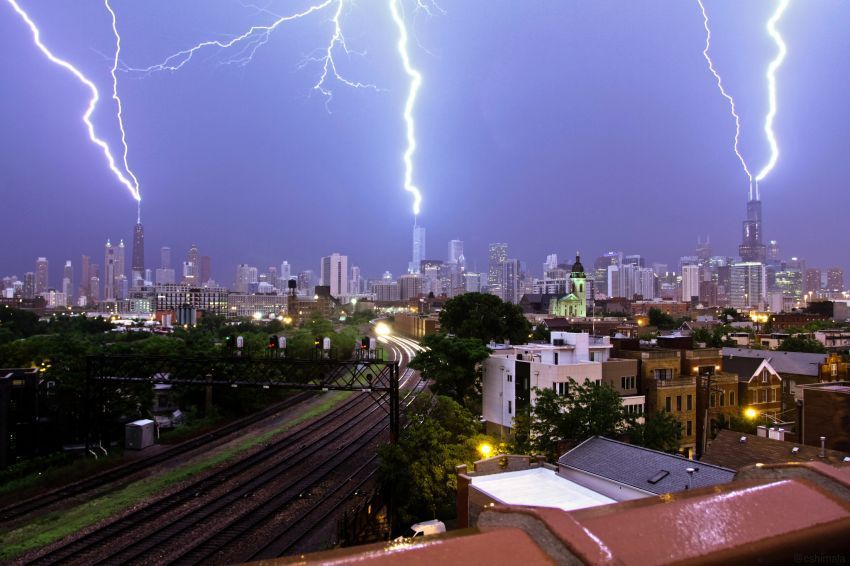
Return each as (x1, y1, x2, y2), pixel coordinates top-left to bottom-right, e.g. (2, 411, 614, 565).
(470, 467, 615, 512)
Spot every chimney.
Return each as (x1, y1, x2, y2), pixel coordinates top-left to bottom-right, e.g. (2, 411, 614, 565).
(819, 436, 826, 458)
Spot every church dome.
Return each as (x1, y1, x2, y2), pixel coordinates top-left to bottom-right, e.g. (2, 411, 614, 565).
(571, 252, 585, 276)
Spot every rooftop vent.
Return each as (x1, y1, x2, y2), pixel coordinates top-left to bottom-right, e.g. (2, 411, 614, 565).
(791, 447, 800, 454)
(843, 457, 850, 463)
(740, 436, 747, 443)
(648, 470, 670, 485)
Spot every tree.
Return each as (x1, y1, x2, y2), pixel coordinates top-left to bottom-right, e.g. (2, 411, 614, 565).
(648, 308, 676, 330)
(529, 381, 630, 461)
(378, 396, 487, 531)
(777, 335, 826, 353)
(409, 334, 490, 409)
(629, 411, 682, 453)
(438, 293, 531, 345)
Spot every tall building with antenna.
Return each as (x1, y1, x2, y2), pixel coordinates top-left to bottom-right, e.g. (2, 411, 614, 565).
(131, 221, 145, 287)
(739, 181, 766, 263)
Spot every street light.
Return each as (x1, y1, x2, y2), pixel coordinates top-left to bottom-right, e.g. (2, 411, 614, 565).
(478, 442, 493, 459)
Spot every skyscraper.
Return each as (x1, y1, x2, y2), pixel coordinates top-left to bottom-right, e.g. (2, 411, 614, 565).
(410, 225, 426, 274)
(349, 265, 362, 295)
(80, 255, 91, 300)
(23, 272, 34, 299)
(200, 256, 211, 285)
(739, 196, 766, 263)
(62, 260, 73, 305)
(681, 264, 700, 303)
(160, 246, 172, 269)
(488, 243, 507, 297)
(131, 222, 145, 287)
(502, 258, 520, 304)
(321, 252, 348, 298)
(35, 257, 48, 295)
(280, 261, 291, 287)
(448, 239, 464, 265)
(235, 264, 258, 293)
(104, 240, 116, 301)
(827, 268, 845, 293)
(730, 262, 767, 310)
(183, 244, 200, 284)
(805, 269, 822, 294)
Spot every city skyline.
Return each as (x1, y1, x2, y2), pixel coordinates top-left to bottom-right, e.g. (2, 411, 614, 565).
(2, 2, 850, 280)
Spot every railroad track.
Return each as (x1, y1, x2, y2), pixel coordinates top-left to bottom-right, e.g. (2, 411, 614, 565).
(24, 345, 416, 566)
(25, 386, 378, 566)
(0, 391, 315, 524)
(245, 375, 429, 562)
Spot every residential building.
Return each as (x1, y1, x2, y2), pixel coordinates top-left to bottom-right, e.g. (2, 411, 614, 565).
(798, 381, 850, 452)
(481, 332, 644, 437)
(722, 354, 784, 422)
(702, 429, 850, 470)
(153, 284, 228, 316)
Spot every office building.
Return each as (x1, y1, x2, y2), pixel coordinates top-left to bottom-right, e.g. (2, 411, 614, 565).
(827, 268, 844, 293)
(681, 264, 700, 303)
(730, 262, 767, 310)
(62, 261, 73, 305)
(488, 243, 508, 298)
(739, 192, 766, 263)
(234, 264, 258, 294)
(131, 222, 145, 287)
(320, 252, 348, 299)
(35, 257, 48, 295)
(448, 239, 464, 265)
(409, 225, 426, 274)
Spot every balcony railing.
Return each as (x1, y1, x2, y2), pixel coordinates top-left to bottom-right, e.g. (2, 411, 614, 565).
(655, 376, 697, 388)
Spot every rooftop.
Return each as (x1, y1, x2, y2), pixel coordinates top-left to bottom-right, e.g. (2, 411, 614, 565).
(470, 467, 615, 512)
(722, 347, 825, 377)
(558, 436, 735, 495)
(702, 429, 850, 469)
(286, 462, 850, 564)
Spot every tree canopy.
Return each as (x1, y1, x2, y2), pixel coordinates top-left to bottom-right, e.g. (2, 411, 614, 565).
(777, 335, 826, 353)
(408, 333, 490, 410)
(378, 396, 491, 531)
(438, 293, 531, 345)
(627, 410, 682, 453)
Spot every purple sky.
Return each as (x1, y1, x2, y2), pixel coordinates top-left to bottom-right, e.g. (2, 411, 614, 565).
(1, 0, 849, 286)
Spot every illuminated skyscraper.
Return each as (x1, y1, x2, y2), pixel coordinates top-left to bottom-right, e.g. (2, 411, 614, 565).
(131, 222, 145, 287)
(62, 260, 73, 305)
(104, 240, 116, 301)
(35, 257, 48, 295)
(739, 192, 766, 263)
(488, 243, 507, 298)
(321, 252, 348, 299)
(409, 225, 426, 274)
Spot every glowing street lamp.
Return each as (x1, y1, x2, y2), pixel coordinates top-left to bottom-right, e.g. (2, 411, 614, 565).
(477, 442, 493, 459)
(375, 322, 391, 336)
(744, 406, 759, 420)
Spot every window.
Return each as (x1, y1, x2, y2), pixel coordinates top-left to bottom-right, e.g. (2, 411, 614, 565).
(506, 374, 513, 383)
(676, 396, 682, 412)
(730, 392, 735, 406)
(762, 370, 769, 383)
(719, 392, 725, 407)
(621, 375, 636, 390)
(760, 389, 767, 403)
(655, 368, 673, 381)
(554, 382, 569, 396)
(665, 396, 671, 412)
(508, 400, 512, 414)
(554, 352, 559, 365)
(710, 394, 715, 408)
(687, 395, 692, 411)
(687, 420, 692, 436)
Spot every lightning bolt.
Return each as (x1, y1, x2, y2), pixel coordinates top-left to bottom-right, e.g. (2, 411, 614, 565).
(390, 0, 423, 217)
(7, 0, 141, 204)
(697, 0, 753, 195)
(104, 0, 142, 221)
(754, 0, 790, 190)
